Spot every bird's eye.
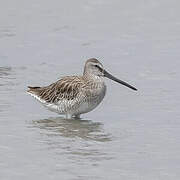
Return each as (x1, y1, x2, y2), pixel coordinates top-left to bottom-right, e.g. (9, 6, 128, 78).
(94, 64, 103, 72)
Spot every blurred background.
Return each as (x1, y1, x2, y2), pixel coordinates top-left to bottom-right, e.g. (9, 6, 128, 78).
(0, 0, 180, 179)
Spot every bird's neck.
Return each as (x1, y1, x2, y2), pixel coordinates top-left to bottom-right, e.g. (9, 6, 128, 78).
(83, 73, 104, 84)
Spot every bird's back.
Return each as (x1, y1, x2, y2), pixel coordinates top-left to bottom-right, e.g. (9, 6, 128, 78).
(28, 76, 84, 102)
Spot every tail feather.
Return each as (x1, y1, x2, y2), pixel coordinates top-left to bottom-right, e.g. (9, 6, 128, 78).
(27, 86, 41, 94)
(28, 86, 41, 89)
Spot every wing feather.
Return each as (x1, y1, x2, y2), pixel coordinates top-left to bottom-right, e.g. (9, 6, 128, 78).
(28, 76, 85, 103)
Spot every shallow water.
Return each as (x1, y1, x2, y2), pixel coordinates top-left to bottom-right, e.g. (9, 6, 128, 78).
(1, 0, 180, 179)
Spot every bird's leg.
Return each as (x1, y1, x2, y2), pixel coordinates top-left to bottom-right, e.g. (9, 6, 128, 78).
(74, 114, 81, 119)
(65, 114, 72, 119)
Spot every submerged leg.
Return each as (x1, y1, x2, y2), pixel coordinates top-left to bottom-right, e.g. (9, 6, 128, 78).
(66, 114, 72, 119)
(73, 114, 81, 119)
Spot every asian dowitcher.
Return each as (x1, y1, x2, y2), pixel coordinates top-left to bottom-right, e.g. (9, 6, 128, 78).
(27, 58, 137, 119)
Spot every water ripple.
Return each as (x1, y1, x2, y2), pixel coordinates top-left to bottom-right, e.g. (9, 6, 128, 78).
(32, 117, 112, 142)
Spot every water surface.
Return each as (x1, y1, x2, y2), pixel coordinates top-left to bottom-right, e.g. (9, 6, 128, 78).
(0, 0, 180, 179)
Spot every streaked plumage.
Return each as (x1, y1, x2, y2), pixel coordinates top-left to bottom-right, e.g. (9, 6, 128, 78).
(27, 58, 137, 119)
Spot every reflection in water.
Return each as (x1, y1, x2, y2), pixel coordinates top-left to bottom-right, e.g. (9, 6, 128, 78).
(33, 117, 111, 142)
(31, 117, 113, 162)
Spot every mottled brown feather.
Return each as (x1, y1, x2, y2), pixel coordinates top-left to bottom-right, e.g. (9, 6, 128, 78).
(27, 76, 87, 103)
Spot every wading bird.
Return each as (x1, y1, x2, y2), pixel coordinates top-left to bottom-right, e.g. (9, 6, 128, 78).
(27, 58, 137, 119)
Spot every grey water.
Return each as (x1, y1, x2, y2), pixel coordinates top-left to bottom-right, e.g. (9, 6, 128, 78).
(0, 0, 180, 179)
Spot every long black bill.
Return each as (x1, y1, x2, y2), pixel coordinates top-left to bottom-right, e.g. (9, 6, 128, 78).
(104, 70, 137, 91)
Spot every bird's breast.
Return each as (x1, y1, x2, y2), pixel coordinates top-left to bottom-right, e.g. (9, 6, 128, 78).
(77, 83, 106, 114)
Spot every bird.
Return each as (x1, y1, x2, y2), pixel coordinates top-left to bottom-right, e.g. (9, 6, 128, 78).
(27, 58, 137, 119)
